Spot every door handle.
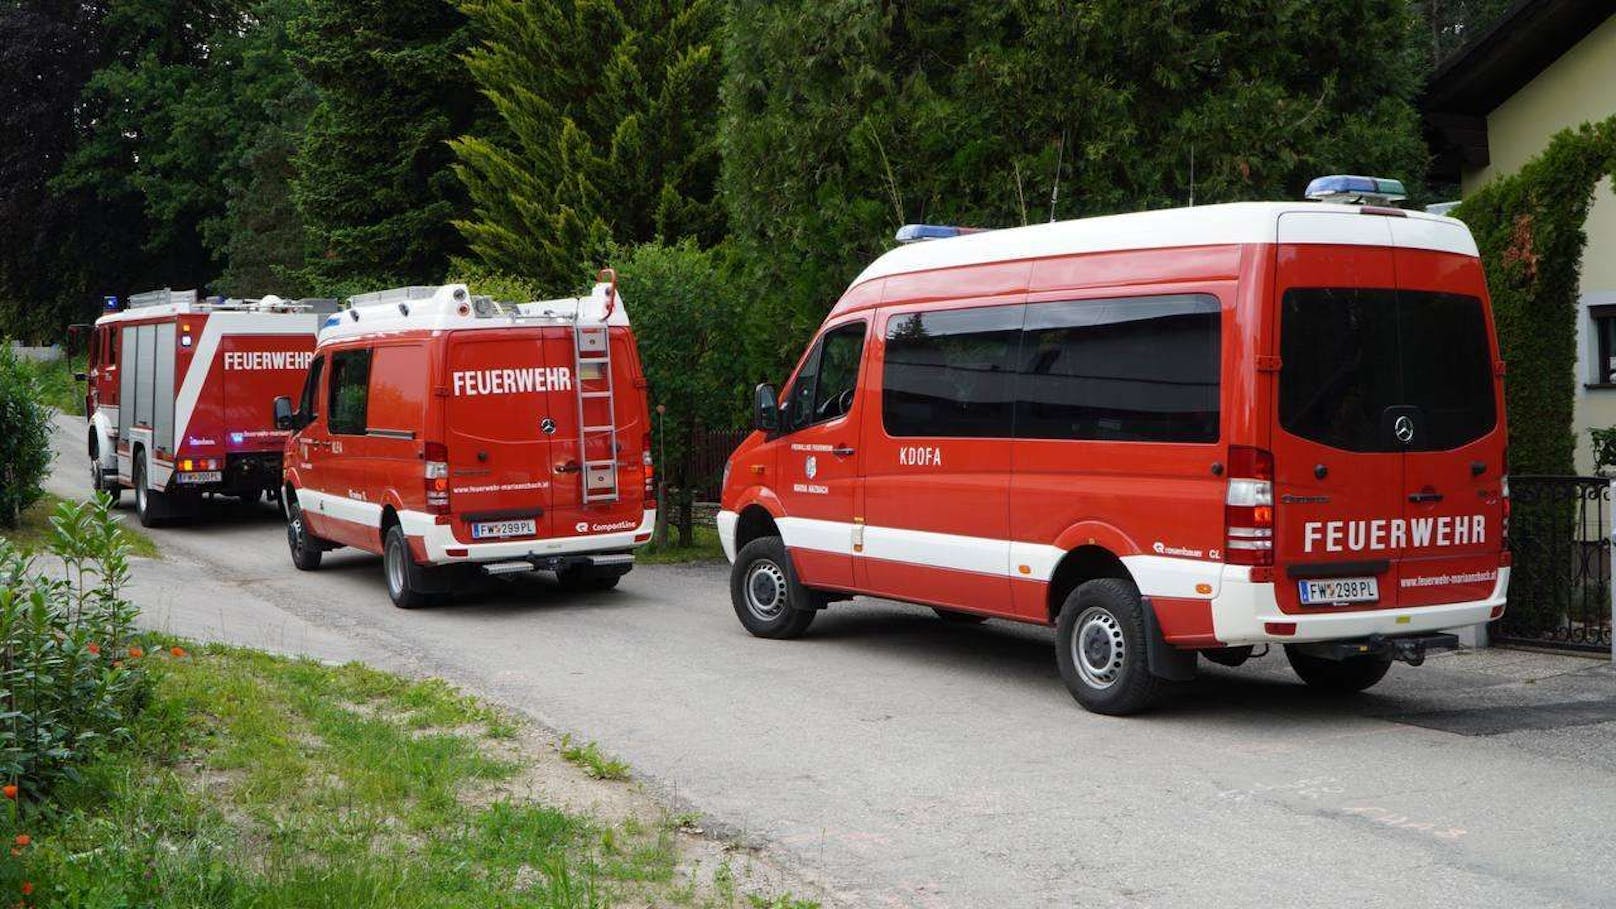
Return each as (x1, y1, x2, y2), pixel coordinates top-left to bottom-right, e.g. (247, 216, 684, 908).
(555, 460, 581, 474)
(1408, 491, 1444, 503)
(831, 445, 855, 457)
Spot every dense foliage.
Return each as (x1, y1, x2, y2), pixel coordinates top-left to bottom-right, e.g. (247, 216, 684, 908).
(0, 349, 50, 528)
(0, 499, 146, 794)
(289, 0, 484, 293)
(452, 0, 725, 294)
(1453, 116, 1616, 474)
(721, 0, 1432, 332)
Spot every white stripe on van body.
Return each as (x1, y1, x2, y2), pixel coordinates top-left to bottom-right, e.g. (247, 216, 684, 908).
(852, 202, 1477, 287)
(716, 509, 1509, 643)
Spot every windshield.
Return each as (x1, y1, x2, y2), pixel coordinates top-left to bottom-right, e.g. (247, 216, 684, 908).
(1279, 288, 1496, 452)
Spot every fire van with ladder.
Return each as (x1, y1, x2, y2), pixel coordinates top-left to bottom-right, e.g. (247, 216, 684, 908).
(81, 289, 327, 526)
(273, 274, 656, 607)
(719, 175, 1511, 715)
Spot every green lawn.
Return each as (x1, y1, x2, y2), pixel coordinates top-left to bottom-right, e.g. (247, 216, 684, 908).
(637, 523, 725, 564)
(0, 492, 161, 559)
(16, 643, 816, 908)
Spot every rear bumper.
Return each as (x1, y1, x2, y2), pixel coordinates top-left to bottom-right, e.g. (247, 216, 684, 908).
(400, 508, 655, 565)
(1209, 566, 1509, 646)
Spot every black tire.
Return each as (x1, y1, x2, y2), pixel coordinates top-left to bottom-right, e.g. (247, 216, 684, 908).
(730, 536, 817, 639)
(1284, 645, 1393, 693)
(384, 524, 443, 609)
(133, 453, 167, 528)
(285, 495, 323, 571)
(1054, 578, 1162, 716)
(932, 607, 989, 625)
(556, 566, 622, 592)
(89, 436, 120, 504)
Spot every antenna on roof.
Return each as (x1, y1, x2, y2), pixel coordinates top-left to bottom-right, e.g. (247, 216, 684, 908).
(1049, 128, 1066, 223)
(1188, 144, 1195, 208)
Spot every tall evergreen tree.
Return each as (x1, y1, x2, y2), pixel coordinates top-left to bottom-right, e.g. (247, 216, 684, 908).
(722, 0, 1431, 335)
(289, 0, 484, 292)
(451, 0, 724, 292)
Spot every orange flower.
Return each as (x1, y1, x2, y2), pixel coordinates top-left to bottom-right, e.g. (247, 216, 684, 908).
(2, 785, 15, 800)
(170, 646, 187, 658)
(14, 835, 29, 847)
(129, 647, 144, 659)
(112, 660, 124, 670)
(87, 642, 101, 656)
(19, 882, 30, 896)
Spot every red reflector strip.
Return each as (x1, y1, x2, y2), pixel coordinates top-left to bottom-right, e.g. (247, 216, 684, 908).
(445, 547, 468, 558)
(1264, 622, 1297, 636)
(1489, 605, 1505, 619)
(634, 532, 651, 543)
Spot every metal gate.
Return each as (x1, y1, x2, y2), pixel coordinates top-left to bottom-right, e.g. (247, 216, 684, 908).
(1494, 476, 1613, 653)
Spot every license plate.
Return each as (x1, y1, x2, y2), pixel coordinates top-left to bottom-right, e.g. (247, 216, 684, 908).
(471, 518, 536, 540)
(1298, 576, 1379, 605)
(175, 471, 222, 484)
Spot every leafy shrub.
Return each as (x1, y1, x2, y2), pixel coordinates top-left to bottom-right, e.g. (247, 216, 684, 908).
(1590, 427, 1616, 476)
(0, 347, 52, 529)
(0, 497, 147, 797)
(1454, 115, 1616, 474)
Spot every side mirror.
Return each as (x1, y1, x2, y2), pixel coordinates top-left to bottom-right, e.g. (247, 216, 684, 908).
(272, 396, 295, 431)
(754, 383, 780, 433)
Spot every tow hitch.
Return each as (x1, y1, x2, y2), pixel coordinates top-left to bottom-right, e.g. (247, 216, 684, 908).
(1294, 632, 1460, 666)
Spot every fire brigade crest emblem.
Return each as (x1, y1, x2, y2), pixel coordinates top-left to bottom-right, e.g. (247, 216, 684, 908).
(805, 455, 818, 480)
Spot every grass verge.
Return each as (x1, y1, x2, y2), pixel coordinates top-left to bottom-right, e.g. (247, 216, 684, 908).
(0, 492, 161, 559)
(18, 354, 86, 415)
(638, 523, 725, 564)
(15, 643, 817, 908)
(559, 735, 632, 781)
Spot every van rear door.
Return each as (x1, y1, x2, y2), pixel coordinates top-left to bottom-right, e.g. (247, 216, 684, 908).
(444, 330, 561, 542)
(1391, 225, 1505, 607)
(1271, 213, 1407, 611)
(546, 325, 651, 539)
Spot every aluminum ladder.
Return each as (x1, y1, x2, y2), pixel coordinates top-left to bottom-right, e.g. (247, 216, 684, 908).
(572, 309, 620, 504)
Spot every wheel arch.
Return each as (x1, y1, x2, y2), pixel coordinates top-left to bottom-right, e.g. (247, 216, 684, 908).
(733, 502, 782, 553)
(1046, 544, 1136, 624)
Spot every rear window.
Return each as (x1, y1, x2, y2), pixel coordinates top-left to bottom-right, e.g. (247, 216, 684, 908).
(1279, 289, 1496, 452)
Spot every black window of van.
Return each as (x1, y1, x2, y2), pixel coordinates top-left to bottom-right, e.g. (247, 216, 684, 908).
(1280, 289, 1495, 452)
(883, 306, 1021, 438)
(1016, 294, 1221, 443)
(299, 355, 325, 423)
(327, 349, 371, 435)
(783, 321, 866, 432)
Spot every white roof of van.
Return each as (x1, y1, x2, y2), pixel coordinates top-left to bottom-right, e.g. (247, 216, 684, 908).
(317, 282, 628, 346)
(850, 202, 1477, 287)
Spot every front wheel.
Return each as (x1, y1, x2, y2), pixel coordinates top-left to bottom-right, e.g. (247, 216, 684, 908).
(729, 537, 817, 639)
(1284, 646, 1392, 693)
(89, 437, 119, 504)
(285, 496, 323, 571)
(1054, 578, 1163, 716)
(385, 524, 443, 609)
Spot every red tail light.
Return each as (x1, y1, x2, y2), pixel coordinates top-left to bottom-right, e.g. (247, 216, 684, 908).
(1225, 445, 1273, 566)
(424, 441, 450, 514)
(641, 432, 656, 507)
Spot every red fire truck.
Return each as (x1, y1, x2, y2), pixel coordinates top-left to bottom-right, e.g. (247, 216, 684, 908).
(718, 176, 1511, 715)
(82, 289, 327, 526)
(275, 274, 655, 607)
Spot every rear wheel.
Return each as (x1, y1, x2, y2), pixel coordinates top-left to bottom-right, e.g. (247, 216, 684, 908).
(133, 454, 167, 528)
(1054, 578, 1162, 716)
(730, 536, 817, 639)
(932, 607, 989, 625)
(285, 495, 323, 571)
(385, 524, 443, 609)
(1284, 646, 1393, 693)
(556, 566, 624, 592)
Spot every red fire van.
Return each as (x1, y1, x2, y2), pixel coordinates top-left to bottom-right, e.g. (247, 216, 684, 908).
(81, 289, 324, 526)
(275, 275, 656, 607)
(718, 178, 1510, 715)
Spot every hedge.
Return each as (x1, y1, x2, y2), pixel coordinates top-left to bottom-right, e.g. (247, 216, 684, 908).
(1453, 115, 1616, 474)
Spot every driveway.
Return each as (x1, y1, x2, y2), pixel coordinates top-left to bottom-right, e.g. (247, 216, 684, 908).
(42, 414, 1616, 908)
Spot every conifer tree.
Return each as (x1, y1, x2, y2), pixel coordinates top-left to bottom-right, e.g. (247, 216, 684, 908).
(452, 0, 724, 292)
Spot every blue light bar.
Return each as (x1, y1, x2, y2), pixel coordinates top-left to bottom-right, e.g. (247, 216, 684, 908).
(1305, 174, 1407, 204)
(894, 224, 990, 244)
(103, 295, 120, 311)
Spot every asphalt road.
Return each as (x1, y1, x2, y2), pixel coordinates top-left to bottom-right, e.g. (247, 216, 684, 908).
(43, 414, 1616, 908)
